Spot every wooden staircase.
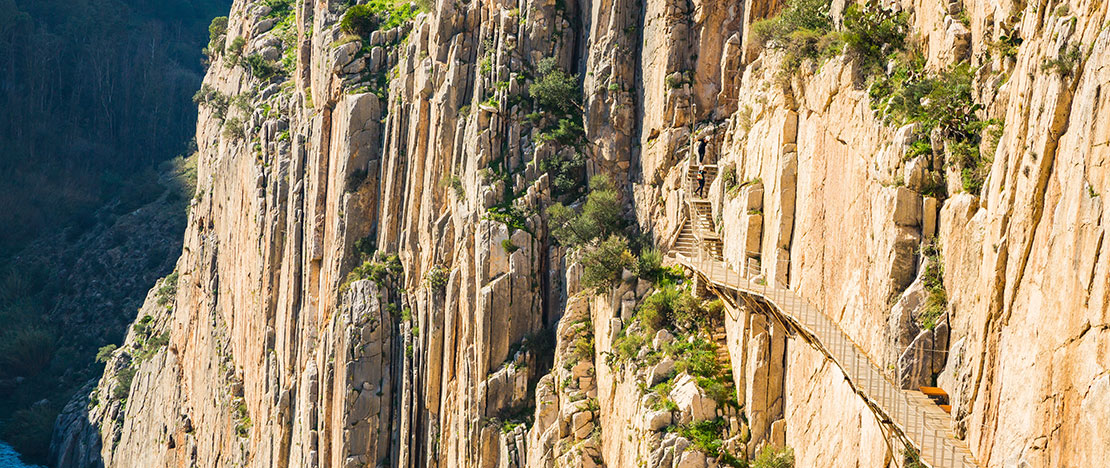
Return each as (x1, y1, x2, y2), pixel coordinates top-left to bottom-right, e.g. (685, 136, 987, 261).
(685, 163, 719, 195)
(674, 221, 698, 257)
(710, 323, 730, 367)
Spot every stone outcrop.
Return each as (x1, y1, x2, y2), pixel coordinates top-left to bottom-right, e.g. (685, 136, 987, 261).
(52, 0, 1110, 467)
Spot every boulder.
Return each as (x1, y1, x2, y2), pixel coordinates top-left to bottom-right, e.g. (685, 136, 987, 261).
(670, 374, 717, 424)
(645, 409, 672, 431)
(332, 42, 360, 72)
(653, 329, 675, 349)
(649, 356, 676, 386)
(572, 411, 594, 439)
(674, 450, 708, 468)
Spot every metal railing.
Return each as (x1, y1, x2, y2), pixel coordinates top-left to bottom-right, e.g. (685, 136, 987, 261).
(674, 246, 979, 468)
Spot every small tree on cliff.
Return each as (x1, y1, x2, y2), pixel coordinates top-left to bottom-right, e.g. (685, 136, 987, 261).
(579, 235, 635, 294)
(529, 57, 580, 114)
(547, 174, 623, 247)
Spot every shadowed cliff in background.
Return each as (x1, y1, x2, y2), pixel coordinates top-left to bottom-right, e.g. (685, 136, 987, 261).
(0, 0, 228, 463)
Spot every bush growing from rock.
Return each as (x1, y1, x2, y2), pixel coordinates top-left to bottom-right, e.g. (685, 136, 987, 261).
(95, 344, 118, 363)
(752, 445, 795, 468)
(244, 53, 281, 79)
(638, 285, 714, 333)
(538, 118, 585, 146)
(227, 36, 246, 59)
(425, 264, 450, 289)
(635, 248, 683, 286)
(530, 57, 579, 114)
(918, 240, 947, 329)
(340, 5, 379, 36)
(750, 0, 833, 70)
(341, 1, 420, 37)
(156, 271, 178, 308)
(223, 116, 246, 140)
(548, 174, 623, 247)
(870, 59, 998, 194)
(341, 253, 403, 292)
(579, 235, 635, 294)
(538, 150, 586, 198)
(839, 2, 909, 74)
(207, 16, 228, 54)
(673, 417, 744, 467)
(113, 366, 136, 400)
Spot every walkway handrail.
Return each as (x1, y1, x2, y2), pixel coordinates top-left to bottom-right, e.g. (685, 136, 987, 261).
(673, 249, 979, 468)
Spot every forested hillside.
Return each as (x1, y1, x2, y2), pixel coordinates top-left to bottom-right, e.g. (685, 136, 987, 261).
(0, 0, 227, 463)
(0, 0, 227, 254)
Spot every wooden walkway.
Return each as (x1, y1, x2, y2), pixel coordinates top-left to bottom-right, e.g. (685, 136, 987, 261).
(675, 251, 978, 467)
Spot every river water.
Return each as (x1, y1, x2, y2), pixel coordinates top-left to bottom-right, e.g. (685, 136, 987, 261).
(0, 441, 43, 468)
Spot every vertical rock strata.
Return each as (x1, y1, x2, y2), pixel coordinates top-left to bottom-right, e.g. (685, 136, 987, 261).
(54, 0, 1108, 467)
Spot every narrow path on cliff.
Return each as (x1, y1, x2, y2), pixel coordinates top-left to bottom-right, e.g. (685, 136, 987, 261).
(670, 157, 979, 468)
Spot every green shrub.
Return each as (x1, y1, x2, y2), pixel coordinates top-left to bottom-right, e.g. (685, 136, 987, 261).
(672, 418, 743, 466)
(223, 116, 246, 140)
(501, 238, 519, 254)
(751, 0, 832, 49)
(1043, 43, 1082, 78)
(233, 397, 251, 437)
(753, 0, 908, 77)
(425, 264, 449, 289)
(903, 445, 927, 468)
(341, 5, 379, 36)
(750, 0, 833, 70)
(231, 93, 252, 114)
(156, 271, 178, 308)
(720, 162, 739, 196)
(244, 53, 281, 79)
(580, 235, 635, 294)
(113, 366, 137, 400)
(341, 1, 421, 37)
(529, 57, 579, 114)
(263, 0, 294, 17)
(341, 254, 404, 291)
(133, 314, 154, 340)
(634, 248, 666, 283)
(752, 445, 794, 468)
(871, 59, 996, 195)
(571, 333, 595, 363)
(96, 344, 118, 363)
(665, 73, 686, 89)
(208, 16, 228, 54)
(486, 202, 530, 233)
(547, 174, 623, 247)
(227, 37, 246, 58)
(993, 32, 1022, 59)
(538, 150, 586, 197)
(449, 174, 465, 198)
(612, 329, 648, 363)
(538, 117, 585, 146)
(918, 239, 947, 329)
(638, 285, 714, 333)
(134, 331, 170, 362)
(840, 3, 908, 74)
(668, 336, 722, 378)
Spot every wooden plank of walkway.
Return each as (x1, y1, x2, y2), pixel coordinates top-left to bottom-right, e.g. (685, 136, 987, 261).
(675, 253, 979, 468)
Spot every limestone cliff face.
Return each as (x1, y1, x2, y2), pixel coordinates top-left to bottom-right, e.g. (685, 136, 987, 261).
(53, 0, 1108, 467)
